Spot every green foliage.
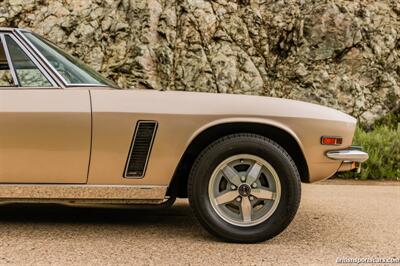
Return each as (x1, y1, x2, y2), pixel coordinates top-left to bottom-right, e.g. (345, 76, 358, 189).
(371, 109, 400, 130)
(339, 124, 400, 180)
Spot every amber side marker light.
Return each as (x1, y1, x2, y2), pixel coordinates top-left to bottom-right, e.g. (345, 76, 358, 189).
(321, 136, 343, 145)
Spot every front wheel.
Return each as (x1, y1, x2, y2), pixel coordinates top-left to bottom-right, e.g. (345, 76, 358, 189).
(188, 134, 301, 243)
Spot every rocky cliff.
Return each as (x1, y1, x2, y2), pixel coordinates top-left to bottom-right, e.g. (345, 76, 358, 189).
(1, 0, 399, 123)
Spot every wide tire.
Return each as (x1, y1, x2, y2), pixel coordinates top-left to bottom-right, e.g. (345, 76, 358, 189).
(188, 133, 301, 243)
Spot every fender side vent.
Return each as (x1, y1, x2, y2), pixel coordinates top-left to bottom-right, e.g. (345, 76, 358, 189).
(125, 121, 158, 178)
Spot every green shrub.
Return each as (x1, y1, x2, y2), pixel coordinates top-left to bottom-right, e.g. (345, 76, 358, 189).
(338, 125, 400, 180)
(371, 109, 400, 130)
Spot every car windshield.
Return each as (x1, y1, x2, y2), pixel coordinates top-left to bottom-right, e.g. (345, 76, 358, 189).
(22, 32, 118, 88)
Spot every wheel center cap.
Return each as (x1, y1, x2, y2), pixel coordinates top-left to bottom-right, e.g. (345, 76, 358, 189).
(238, 184, 251, 197)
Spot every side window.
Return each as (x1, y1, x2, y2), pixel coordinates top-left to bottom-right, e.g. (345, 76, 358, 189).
(0, 37, 15, 87)
(5, 35, 52, 87)
(23, 32, 116, 87)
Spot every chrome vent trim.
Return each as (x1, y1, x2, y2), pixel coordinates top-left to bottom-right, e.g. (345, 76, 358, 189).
(124, 121, 158, 178)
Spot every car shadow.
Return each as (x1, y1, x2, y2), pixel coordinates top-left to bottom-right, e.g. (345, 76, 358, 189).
(0, 201, 219, 241)
(0, 199, 356, 244)
(0, 201, 194, 225)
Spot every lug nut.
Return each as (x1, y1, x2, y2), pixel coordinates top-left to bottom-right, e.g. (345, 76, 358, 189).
(252, 183, 257, 188)
(241, 177, 246, 182)
(249, 196, 254, 201)
(236, 197, 241, 202)
(231, 185, 236, 190)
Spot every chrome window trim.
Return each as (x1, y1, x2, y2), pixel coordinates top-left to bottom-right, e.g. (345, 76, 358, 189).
(0, 34, 19, 86)
(15, 29, 71, 87)
(0, 87, 62, 90)
(15, 29, 112, 89)
(12, 30, 65, 87)
(67, 84, 109, 87)
(3, 33, 58, 88)
(0, 28, 14, 32)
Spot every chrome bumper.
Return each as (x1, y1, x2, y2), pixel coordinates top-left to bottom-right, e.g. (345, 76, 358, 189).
(326, 147, 369, 163)
(326, 146, 368, 173)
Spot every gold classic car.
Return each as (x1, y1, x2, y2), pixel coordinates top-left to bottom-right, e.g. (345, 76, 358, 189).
(0, 28, 368, 243)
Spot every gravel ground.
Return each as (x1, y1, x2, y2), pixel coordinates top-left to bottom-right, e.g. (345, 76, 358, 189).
(0, 182, 398, 266)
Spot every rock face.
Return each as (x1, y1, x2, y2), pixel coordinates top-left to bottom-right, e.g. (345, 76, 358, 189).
(1, 0, 399, 123)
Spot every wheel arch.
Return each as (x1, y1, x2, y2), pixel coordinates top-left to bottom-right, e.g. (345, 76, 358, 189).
(167, 119, 310, 198)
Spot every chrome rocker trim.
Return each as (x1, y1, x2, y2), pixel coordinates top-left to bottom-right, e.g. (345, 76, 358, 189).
(0, 185, 167, 204)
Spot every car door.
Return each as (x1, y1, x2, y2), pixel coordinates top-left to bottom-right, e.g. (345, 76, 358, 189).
(0, 33, 91, 183)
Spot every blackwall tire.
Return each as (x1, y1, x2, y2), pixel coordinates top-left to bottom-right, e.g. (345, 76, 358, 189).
(188, 133, 301, 243)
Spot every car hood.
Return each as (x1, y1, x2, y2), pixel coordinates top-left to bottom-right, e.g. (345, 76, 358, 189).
(151, 90, 355, 123)
(97, 88, 356, 124)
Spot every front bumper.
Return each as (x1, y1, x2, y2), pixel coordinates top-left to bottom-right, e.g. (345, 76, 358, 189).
(326, 146, 369, 173)
(326, 147, 369, 163)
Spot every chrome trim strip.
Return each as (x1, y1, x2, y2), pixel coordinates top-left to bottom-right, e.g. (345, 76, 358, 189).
(124, 121, 158, 178)
(67, 84, 108, 87)
(5, 33, 58, 87)
(0, 87, 61, 90)
(16, 29, 70, 87)
(0, 28, 15, 32)
(0, 34, 19, 86)
(0, 199, 164, 205)
(0, 185, 167, 200)
(326, 149, 369, 163)
(14, 29, 65, 87)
